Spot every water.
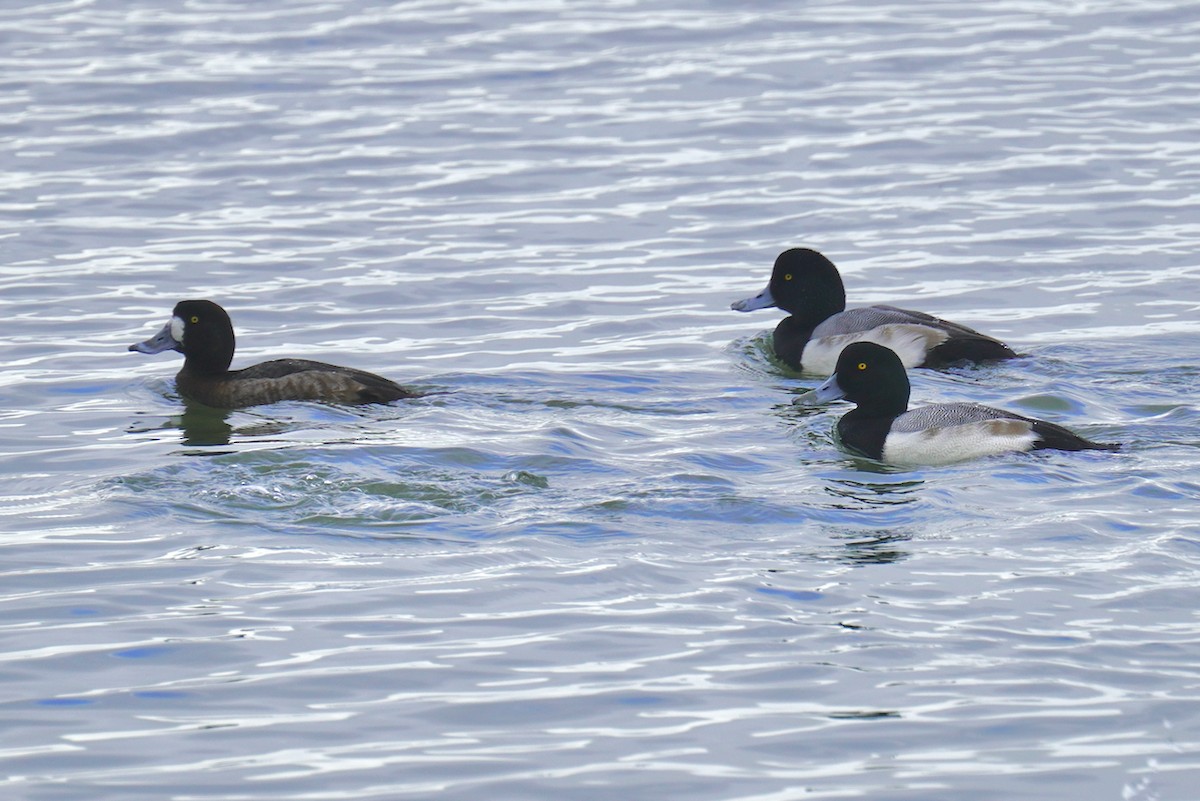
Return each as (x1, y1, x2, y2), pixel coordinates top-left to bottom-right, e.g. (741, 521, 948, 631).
(2, 0, 1199, 798)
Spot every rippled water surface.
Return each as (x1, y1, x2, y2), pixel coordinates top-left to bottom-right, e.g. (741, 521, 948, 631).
(3, 1, 1200, 798)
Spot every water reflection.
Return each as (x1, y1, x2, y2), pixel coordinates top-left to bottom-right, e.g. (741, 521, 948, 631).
(127, 406, 236, 448)
(126, 404, 310, 448)
(176, 405, 234, 447)
(831, 528, 913, 565)
(826, 710, 902, 720)
(768, 527, 913, 566)
(824, 475, 924, 508)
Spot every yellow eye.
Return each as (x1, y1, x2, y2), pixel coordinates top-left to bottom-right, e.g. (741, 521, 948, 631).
(784, 273, 792, 281)
(857, 362, 867, 370)
(190, 316, 199, 324)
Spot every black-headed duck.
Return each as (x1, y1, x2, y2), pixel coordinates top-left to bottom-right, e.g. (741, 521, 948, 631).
(130, 299, 415, 408)
(732, 248, 1017, 374)
(796, 341, 1117, 465)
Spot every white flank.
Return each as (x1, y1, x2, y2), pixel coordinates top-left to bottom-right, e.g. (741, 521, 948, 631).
(800, 324, 949, 375)
(882, 418, 1038, 466)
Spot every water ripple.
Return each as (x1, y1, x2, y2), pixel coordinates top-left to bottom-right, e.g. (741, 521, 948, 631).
(2, 1, 1200, 799)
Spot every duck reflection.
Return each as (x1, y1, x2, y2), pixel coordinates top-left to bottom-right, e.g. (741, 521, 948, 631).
(176, 404, 234, 447)
(765, 527, 912, 567)
(175, 405, 296, 448)
(825, 475, 924, 508)
(128, 405, 238, 448)
(819, 478, 922, 564)
(830, 528, 912, 565)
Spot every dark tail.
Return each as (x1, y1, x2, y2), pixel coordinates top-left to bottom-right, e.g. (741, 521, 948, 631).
(1031, 419, 1119, 453)
(925, 336, 1019, 368)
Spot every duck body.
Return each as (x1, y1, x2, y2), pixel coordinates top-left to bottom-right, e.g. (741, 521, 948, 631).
(130, 300, 415, 408)
(174, 358, 414, 408)
(798, 341, 1117, 465)
(733, 248, 1017, 375)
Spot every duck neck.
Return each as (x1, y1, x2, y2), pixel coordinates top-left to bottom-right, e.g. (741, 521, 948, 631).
(837, 383, 908, 460)
(184, 329, 235, 375)
(856, 378, 910, 420)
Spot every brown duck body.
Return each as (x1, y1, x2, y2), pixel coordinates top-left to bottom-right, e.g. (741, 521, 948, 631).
(131, 300, 416, 409)
(176, 358, 415, 408)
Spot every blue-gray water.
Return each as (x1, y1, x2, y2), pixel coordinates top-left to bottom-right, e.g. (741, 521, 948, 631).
(3, 1, 1199, 799)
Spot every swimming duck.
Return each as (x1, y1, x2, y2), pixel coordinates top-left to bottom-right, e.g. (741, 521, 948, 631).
(129, 299, 415, 408)
(731, 248, 1017, 374)
(796, 341, 1117, 465)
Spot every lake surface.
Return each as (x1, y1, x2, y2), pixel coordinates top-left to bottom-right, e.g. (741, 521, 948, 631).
(2, 1, 1199, 798)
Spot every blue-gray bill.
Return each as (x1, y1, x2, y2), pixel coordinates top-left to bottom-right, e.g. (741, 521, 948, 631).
(793, 373, 846, 405)
(730, 284, 776, 312)
(129, 319, 182, 355)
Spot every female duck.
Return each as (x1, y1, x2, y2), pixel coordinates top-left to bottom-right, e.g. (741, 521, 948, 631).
(130, 299, 416, 408)
(797, 341, 1117, 465)
(732, 248, 1017, 374)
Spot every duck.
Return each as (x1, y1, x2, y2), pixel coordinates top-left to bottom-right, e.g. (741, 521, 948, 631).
(129, 299, 416, 408)
(795, 341, 1118, 465)
(731, 247, 1017, 375)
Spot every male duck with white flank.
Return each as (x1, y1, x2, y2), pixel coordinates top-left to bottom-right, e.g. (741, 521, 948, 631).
(732, 248, 1017, 375)
(797, 341, 1117, 465)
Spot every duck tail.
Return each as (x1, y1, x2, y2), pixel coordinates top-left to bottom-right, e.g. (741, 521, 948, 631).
(1030, 419, 1119, 453)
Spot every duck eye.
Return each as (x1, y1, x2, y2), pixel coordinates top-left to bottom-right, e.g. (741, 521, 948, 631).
(190, 316, 199, 324)
(784, 273, 792, 281)
(857, 362, 867, 370)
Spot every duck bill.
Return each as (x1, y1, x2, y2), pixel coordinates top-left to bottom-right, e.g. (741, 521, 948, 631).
(793, 373, 846, 406)
(129, 318, 182, 355)
(730, 284, 776, 312)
